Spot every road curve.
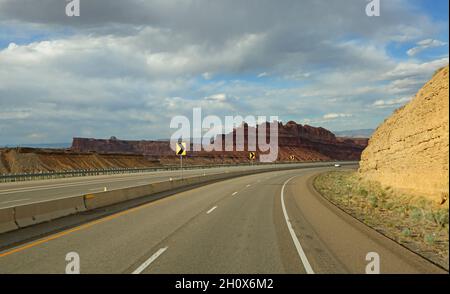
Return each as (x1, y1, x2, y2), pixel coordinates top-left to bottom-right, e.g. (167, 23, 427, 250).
(0, 167, 445, 274)
(0, 162, 347, 208)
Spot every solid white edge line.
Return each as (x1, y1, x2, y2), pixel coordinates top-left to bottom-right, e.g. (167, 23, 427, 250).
(132, 247, 168, 274)
(281, 176, 315, 274)
(206, 206, 218, 214)
(0, 198, 31, 204)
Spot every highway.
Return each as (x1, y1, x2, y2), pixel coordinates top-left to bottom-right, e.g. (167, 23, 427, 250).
(0, 162, 345, 208)
(0, 167, 445, 274)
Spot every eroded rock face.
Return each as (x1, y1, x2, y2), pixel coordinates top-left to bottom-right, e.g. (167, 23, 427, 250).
(277, 123, 367, 160)
(71, 137, 172, 156)
(359, 66, 449, 203)
(71, 122, 367, 161)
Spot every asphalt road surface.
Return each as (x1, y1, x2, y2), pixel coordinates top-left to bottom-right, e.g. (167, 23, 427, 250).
(0, 167, 445, 274)
(0, 162, 345, 208)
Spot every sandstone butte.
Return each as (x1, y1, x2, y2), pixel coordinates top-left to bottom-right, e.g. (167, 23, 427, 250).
(359, 66, 449, 204)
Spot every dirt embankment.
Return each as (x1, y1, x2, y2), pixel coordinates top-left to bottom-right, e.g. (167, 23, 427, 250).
(0, 148, 161, 174)
(0, 147, 331, 174)
(359, 66, 449, 203)
(0, 147, 318, 174)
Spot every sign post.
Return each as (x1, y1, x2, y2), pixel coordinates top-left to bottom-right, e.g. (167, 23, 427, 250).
(180, 154, 183, 179)
(248, 152, 256, 166)
(176, 142, 187, 180)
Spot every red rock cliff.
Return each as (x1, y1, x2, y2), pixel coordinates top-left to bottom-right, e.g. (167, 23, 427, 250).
(71, 122, 367, 161)
(71, 137, 172, 156)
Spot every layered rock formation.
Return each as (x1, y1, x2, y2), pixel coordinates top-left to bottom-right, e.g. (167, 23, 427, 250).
(359, 66, 449, 203)
(71, 137, 172, 156)
(71, 122, 367, 161)
(214, 121, 367, 161)
(277, 122, 367, 160)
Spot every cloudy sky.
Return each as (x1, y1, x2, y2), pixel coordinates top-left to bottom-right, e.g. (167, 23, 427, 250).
(0, 0, 448, 145)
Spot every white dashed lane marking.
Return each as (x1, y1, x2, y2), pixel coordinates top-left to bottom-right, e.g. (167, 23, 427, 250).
(206, 206, 218, 214)
(132, 247, 168, 274)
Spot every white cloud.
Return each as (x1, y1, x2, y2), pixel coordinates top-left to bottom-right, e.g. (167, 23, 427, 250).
(284, 71, 311, 80)
(0, 110, 31, 120)
(204, 93, 227, 102)
(257, 72, 268, 78)
(383, 57, 449, 79)
(202, 72, 213, 80)
(407, 39, 447, 56)
(27, 133, 47, 140)
(323, 113, 352, 120)
(372, 96, 412, 108)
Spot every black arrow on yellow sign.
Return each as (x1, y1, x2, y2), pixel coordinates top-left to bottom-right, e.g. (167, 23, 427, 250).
(248, 152, 256, 160)
(176, 142, 187, 156)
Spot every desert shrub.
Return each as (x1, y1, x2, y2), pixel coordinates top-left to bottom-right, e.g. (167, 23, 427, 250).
(385, 202, 394, 210)
(432, 209, 449, 228)
(410, 208, 423, 222)
(402, 228, 412, 237)
(369, 195, 378, 208)
(424, 234, 436, 245)
(359, 188, 369, 197)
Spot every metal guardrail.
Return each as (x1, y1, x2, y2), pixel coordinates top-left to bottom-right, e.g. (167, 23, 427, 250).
(0, 161, 338, 183)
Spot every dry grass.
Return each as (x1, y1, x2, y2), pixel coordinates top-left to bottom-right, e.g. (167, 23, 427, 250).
(314, 171, 449, 270)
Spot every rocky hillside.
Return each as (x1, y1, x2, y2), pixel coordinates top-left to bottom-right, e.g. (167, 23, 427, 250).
(359, 66, 449, 203)
(0, 148, 162, 174)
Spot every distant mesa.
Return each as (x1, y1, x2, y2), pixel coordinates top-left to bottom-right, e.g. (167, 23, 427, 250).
(71, 121, 367, 161)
